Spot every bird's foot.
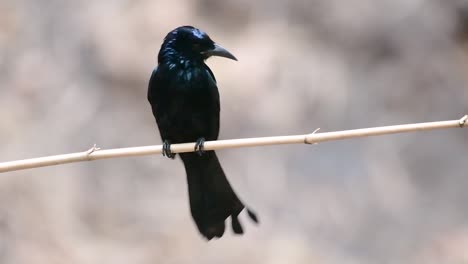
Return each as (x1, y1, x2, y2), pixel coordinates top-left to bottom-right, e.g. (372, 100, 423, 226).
(194, 137, 205, 156)
(162, 140, 176, 159)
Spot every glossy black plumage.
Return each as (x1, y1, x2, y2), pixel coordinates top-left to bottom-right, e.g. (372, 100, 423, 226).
(147, 26, 257, 240)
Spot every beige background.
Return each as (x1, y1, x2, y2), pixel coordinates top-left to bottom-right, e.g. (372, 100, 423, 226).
(1, 0, 468, 263)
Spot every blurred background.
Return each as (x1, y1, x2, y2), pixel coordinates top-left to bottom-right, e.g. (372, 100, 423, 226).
(1, 0, 468, 263)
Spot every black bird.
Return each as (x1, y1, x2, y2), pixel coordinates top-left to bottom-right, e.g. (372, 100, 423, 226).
(147, 26, 258, 240)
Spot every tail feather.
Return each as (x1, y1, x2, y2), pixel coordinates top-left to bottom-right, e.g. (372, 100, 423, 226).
(231, 215, 243, 234)
(247, 208, 259, 224)
(180, 151, 255, 239)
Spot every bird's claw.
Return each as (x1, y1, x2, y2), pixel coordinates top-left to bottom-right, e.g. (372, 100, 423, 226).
(194, 137, 205, 156)
(162, 140, 176, 159)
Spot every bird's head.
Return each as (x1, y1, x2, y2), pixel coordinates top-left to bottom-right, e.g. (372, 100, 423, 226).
(158, 26, 237, 63)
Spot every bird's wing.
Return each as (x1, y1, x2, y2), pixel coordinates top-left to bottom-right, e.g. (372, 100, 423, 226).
(147, 66, 158, 103)
(147, 66, 166, 130)
(204, 64, 217, 84)
(148, 66, 174, 141)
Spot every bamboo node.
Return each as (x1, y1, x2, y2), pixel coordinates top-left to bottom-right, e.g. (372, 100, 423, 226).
(459, 115, 467, 128)
(86, 144, 100, 159)
(305, 128, 321, 144)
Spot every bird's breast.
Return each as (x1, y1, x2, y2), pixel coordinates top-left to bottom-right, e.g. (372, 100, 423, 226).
(171, 67, 209, 88)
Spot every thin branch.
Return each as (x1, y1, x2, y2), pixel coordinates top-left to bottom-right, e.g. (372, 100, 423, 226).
(1, 115, 466, 173)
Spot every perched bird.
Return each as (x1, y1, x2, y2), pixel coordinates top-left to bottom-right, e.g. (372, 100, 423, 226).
(147, 26, 258, 240)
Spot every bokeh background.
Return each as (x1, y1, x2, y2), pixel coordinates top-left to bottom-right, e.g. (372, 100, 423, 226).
(1, 0, 468, 263)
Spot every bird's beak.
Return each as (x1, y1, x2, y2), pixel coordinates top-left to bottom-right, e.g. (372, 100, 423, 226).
(203, 43, 237, 61)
